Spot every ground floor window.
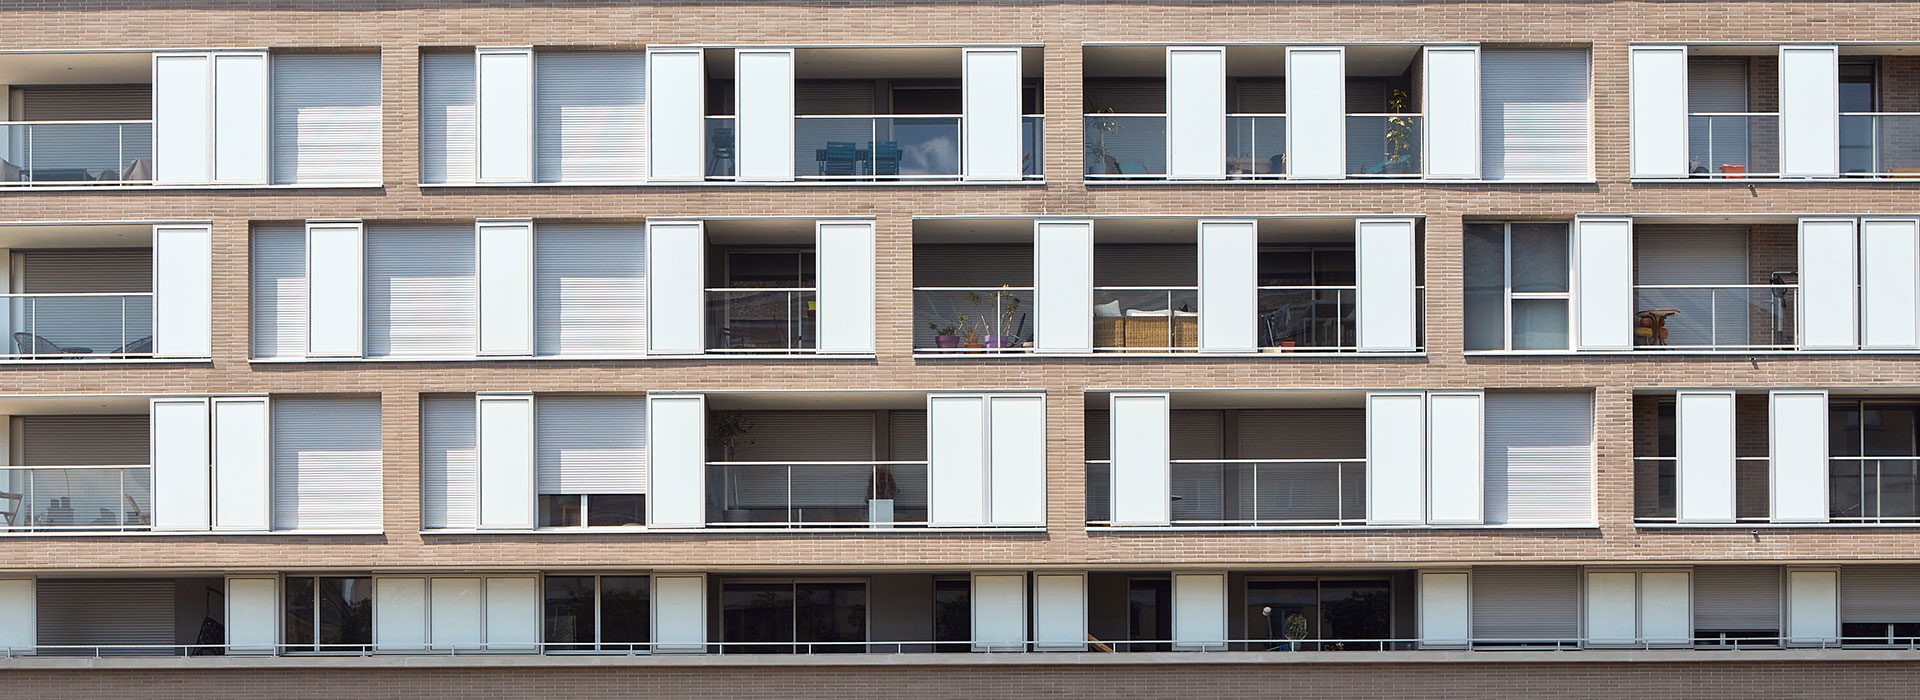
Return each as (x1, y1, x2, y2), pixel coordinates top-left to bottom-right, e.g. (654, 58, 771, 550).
(543, 575, 650, 651)
(933, 577, 971, 652)
(720, 580, 866, 653)
(284, 576, 372, 653)
(1128, 577, 1172, 652)
(1246, 578, 1391, 650)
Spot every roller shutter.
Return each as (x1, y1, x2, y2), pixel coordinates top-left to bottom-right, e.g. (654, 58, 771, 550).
(1481, 49, 1591, 180)
(1635, 226, 1751, 348)
(251, 224, 307, 358)
(1471, 566, 1580, 643)
(18, 415, 148, 465)
(271, 396, 382, 530)
(1169, 410, 1224, 521)
(366, 224, 475, 357)
(1484, 392, 1593, 525)
(534, 396, 647, 494)
(534, 223, 645, 356)
(420, 51, 476, 183)
(1237, 409, 1365, 523)
(271, 53, 382, 184)
(534, 52, 646, 183)
(37, 579, 175, 652)
(421, 395, 477, 529)
(1840, 565, 1920, 624)
(1694, 566, 1781, 632)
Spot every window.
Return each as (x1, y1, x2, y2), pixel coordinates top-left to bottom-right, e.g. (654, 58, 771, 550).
(284, 576, 372, 653)
(932, 577, 971, 653)
(1839, 61, 1877, 175)
(543, 575, 650, 652)
(1828, 401, 1920, 522)
(1465, 222, 1571, 351)
(1246, 578, 1391, 651)
(720, 580, 867, 654)
(538, 494, 647, 528)
(1127, 577, 1172, 652)
(1842, 622, 1920, 646)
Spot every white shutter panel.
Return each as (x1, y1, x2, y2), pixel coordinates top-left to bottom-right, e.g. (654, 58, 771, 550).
(645, 393, 706, 528)
(1779, 45, 1840, 178)
(476, 47, 534, 183)
(251, 224, 306, 358)
(1798, 218, 1859, 350)
(1470, 566, 1580, 643)
(1676, 390, 1737, 523)
(150, 398, 210, 531)
(535, 51, 645, 183)
(929, 394, 987, 526)
(1034, 219, 1093, 353)
(1426, 391, 1484, 525)
(212, 52, 268, 184)
(420, 51, 476, 184)
(1285, 47, 1346, 179)
(1197, 219, 1256, 352)
(271, 53, 382, 183)
(366, 223, 475, 357)
(1584, 571, 1638, 645)
(971, 572, 1026, 651)
(211, 397, 271, 531)
(1641, 571, 1693, 646)
(1356, 218, 1418, 352)
(1629, 45, 1689, 178)
(484, 576, 540, 650)
(1787, 569, 1839, 645)
(651, 574, 706, 653)
(1110, 393, 1170, 527)
(1484, 392, 1594, 526)
(646, 48, 705, 182)
(1032, 572, 1087, 651)
(1482, 49, 1590, 180)
(816, 220, 875, 354)
(1366, 392, 1425, 524)
(0, 579, 28, 653)
(645, 221, 705, 355)
(536, 223, 646, 356)
(988, 394, 1046, 527)
(374, 577, 428, 651)
(305, 221, 365, 358)
(271, 396, 382, 530)
(1166, 46, 1225, 180)
(153, 223, 212, 358)
(225, 577, 277, 653)
(1573, 216, 1633, 350)
(1860, 218, 1920, 349)
(152, 53, 212, 184)
(1172, 572, 1227, 650)
(477, 219, 534, 356)
(421, 395, 477, 529)
(429, 577, 483, 650)
(962, 48, 1022, 181)
(1770, 390, 1830, 523)
(476, 393, 534, 530)
(1424, 45, 1480, 179)
(535, 396, 647, 494)
(1419, 571, 1470, 648)
(735, 48, 795, 182)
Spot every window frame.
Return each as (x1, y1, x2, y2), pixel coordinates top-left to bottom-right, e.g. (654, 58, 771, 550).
(282, 574, 374, 654)
(718, 576, 871, 654)
(1467, 221, 1573, 351)
(541, 573, 651, 653)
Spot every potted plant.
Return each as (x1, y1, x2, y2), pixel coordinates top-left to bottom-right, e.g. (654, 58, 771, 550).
(867, 466, 899, 528)
(966, 286, 1024, 350)
(961, 321, 984, 349)
(1383, 88, 1417, 175)
(928, 315, 967, 349)
(710, 412, 756, 522)
(1085, 103, 1121, 175)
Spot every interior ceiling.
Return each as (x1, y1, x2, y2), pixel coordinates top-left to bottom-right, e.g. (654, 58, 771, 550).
(0, 224, 152, 249)
(0, 52, 150, 86)
(703, 218, 819, 244)
(0, 395, 150, 415)
(1086, 44, 1418, 78)
(702, 391, 929, 411)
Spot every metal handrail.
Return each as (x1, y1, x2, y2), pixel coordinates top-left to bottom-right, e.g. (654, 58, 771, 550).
(707, 460, 930, 466)
(0, 119, 155, 126)
(794, 113, 963, 119)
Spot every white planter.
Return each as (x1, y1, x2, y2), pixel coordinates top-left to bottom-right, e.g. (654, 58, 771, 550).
(868, 498, 895, 528)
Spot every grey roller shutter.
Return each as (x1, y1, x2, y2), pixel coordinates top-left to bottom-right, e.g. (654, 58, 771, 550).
(366, 224, 475, 357)
(251, 224, 307, 358)
(886, 410, 927, 461)
(420, 51, 476, 184)
(1470, 566, 1580, 643)
(795, 80, 877, 115)
(1841, 565, 1920, 624)
(15, 249, 154, 356)
(421, 395, 477, 529)
(1084, 79, 1164, 113)
(535, 223, 645, 356)
(1235, 409, 1364, 522)
(721, 411, 874, 513)
(18, 415, 148, 465)
(1481, 49, 1591, 181)
(17, 250, 151, 293)
(272, 396, 382, 530)
(1093, 244, 1199, 287)
(1169, 411, 1225, 522)
(1694, 566, 1781, 632)
(535, 396, 647, 495)
(16, 85, 151, 121)
(271, 53, 382, 184)
(1484, 392, 1593, 526)
(1635, 226, 1750, 347)
(37, 579, 175, 652)
(1236, 409, 1365, 459)
(913, 244, 1034, 288)
(1687, 58, 1749, 112)
(534, 51, 646, 183)
(1232, 79, 1285, 113)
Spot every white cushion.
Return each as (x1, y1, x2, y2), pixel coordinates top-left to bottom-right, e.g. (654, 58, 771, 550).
(1094, 300, 1123, 317)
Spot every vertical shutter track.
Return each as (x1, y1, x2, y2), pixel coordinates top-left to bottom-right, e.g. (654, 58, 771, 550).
(366, 223, 476, 357)
(421, 51, 476, 183)
(1470, 566, 1580, 641)
(36, 579, 175, 648)
(1635, 226, 1751, 347)
(1841, 565, 1920, 623)
(534, 396, 647, 494)
(1484, 393, 1593, 525)
(271, 53, 383, 183)
(535, 51, 647, 183)
(272, 396, 382, 530)
(421, 395, 477, 529)
(535, 223, 646, 356)
(1694, 566, 1781, 631)
(251, 224, 307, 358)
(1481, 49, 1591, 180)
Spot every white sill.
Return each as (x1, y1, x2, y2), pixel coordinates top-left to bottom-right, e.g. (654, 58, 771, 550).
(1635, 522, 1920, 529)
(250, 353, 875, 364)
(0, 182, 381, 192)
(0, 357, 212, 365)
(421, 526, 1045, 535)
(917, 351, 1426, 359)
(1464, 349, 1920, 357)
(1087, 524, 1596, 532)
(1632, 177, 1920, 184)
(419, 179, 1044, 188)
(1085, 178, 1597, 185)
(0, 529, 382, 537)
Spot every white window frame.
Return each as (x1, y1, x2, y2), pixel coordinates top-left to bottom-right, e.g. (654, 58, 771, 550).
(1479, 221, 1573, 351)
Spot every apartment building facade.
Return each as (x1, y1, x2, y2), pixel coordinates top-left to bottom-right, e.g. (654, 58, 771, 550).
(4, 0, 1920, 697)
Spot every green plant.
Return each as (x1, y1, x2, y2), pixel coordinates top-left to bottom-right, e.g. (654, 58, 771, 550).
(964, 286, 1024, 336)
(1283, 612, 1310, 641)
(709, 411, 755, 460)
(1384, 88, 1416, 164)
(1085, 101, 1121, 174)
(927, 314, 969, 337)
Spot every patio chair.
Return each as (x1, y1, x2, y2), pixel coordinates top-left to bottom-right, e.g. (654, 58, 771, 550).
(872, 141, 901, 176)
(707, 127, 736, 177)
(820, 141, 858, 176)
(110, 335, 153, 355)
(13, 332, 91, 356)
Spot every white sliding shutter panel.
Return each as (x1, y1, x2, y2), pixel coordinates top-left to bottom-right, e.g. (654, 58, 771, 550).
(366, 223, 475, 357)
(272, 53, 382, 183)
(37, 579, 175, 649)
(1629, 46, 1689, 178)
(421, 395, 477, 529)
(1366, 392, 1425, 525)
(151, 398, 210, 531)
(1470, 566, 1580, 643)
(536, 396, 647, 494)
(1484, 392, 1593, 526)
(251, 224, 307, 358)
(1771, 390, 1830, 523)
(420, 51, 476, 183)
(1198, 219, 1256, 352)
(816, 220, 875, 354)
(1787, 570, 1840, 644)
(646, 48, 704, 181)
(1166, 46, 1225, 180)
(1860, 218, 1920, 349)
(971, 573, 1026, 651)
(1482, 49, 1590, 180)
(1641, 571, 1693, 646)
(645, 221, 705, 354)
(476, 48, 534, 182)
(428, 577, 483, 650)
(1032, 573, 1087, 651)
(1799, 218, 1859, 350)
(485, 576, 541, 650)
(1419, 572, 1471, 648)
(1584, 571, 1638, 645)
(651, 574, 706, 652)
(271, 397, 382, 530)
(735, 49, 795, 182)
(1172, 572, 1227, 650)
(536, 51, 646, 183)
(225, 577, 278, 653)
(306, 221, 365, 358)
(153, 53, 212, 184)
(153, 223, 212, 358)
(536, 223, 646, 356)
(1676, 390, 1737, 523)
(988, 394, 1046, 527)
(1286, 47, 1346, 179)
(212, 52, 268, 184)
(1034, 219, 1093, 353)
(929, 394, 988, 526)
(1779, 45, 1840, 178)
(1110, 393, 1171, 527)
(211, 397, 271, 531)
(374, 577, 428, 651)
(0, 580, 28, 652)
(962, 48, 1022, 181)
(1425, 45, 1480, 179)
(1573, 217, 1633, 350)
(1356, 218, 1418, 352)
(646, 394, 706, 528)
(477, 219, 534, 356)
(476, 394, 534, 529)
(1426, 392, 1484, 525)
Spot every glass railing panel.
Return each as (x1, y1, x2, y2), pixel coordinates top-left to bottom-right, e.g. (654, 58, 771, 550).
(1086, 460, 1111, 524)
(704, 289, 817, 352)
(0, 466, 153, 531)
(1257, 287, 1356, 351)
(705, 116, 736, 178)
(913, 287, 1034, 352)
(706, 462, 929, 527)
(1083, 114, 1167, 177)
(1022, 115, 1045, 178)
(1345, 114, 1422, 176)
(1830, 457, 1920, 523)
(1841, 113, 1920, 177)
(1226, 114, 1286, 178)
(1686, 113, 1780, 177)
(794, 116, 960, 180)
(0, 121, 154, 185)
(1631, 285, 1795, 351)
(1092, 287, 1198, 351)
(5, 293, 155, 358)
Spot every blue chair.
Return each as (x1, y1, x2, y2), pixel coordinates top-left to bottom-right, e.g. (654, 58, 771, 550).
(820, 141, 858, 176)
(872, 141, 901, 176)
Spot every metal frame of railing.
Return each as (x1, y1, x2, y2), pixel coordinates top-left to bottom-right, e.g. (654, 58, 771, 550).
(1629, 283, 1795, 351)
(0, 119, 155, 186)
(1256, 285, 1357, 351)
(705, 460, 932, 527)
(1686, 112, 1780, 177)
(704, 287, 819, 353)
(793, 114, 963, 180)
(1344, 112, 1423, 178)
(1840, 111, 1920, 178)
(1631, 456, 1771, 523)
(0, 292, 156, 358)
(1828, 455, 1920, 523)
(912, 285, 1036, 353)
(1163, 458, 1367, 526)
(1083, 113, 1168, 178)
(0, 464, 153, 531)
(1091, 285, 1199, 352)
(1225, 113, 1287, 179)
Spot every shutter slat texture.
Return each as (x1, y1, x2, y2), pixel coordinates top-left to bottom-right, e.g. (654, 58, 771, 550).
(19, 415, 148, 465)
(421, 395, 477, 529)
(1471, 566, 1580, 641)
(535, 396, 647, 494)
(421, 51, 476, 184)
(1484, 393, 1593, 525)
(251, 224, 307, 358)
(272, 53, 382, 184)
(37, 579, 175, 648)
(272, 397, 382, 530)
(18, 250, 152, 293)
(16, 85, 151, 121)
(1093, 244, 1198, 287)
(535, 51, 647, 183)
(1236, 409, 1365, 522)
(366, 224, 475, 357)
(535, 223, 646, 356)
(1694, 566, 1781, 631)
(1841, 565, 1920, 623)
(886, 410, 927, 461)
(1481, 49, 1591, 180)
(723, 411, 875, 512)
(1635, 226, 1750, 347)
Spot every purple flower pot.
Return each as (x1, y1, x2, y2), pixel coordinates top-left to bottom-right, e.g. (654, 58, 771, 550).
(935, 334, 961, 349)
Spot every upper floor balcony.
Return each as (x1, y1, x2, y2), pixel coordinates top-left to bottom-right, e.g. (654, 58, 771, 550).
(2, 223, 209, 363)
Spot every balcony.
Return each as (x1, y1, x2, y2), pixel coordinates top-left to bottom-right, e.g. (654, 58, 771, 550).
(1088, 460, 1366, 527)
(914, 287, 1034, 352)
(1841, 112, 1920, 177)
(1630, 284, 1796, 351)
(1258, 286, 1356, 351)
(1687, 113, 1780, 177)
(700, 400, 929, 529)
(0, 121, 154, 186)
(1346, 114, 1423, 177)
(1226, 114, 1286, 178)
(1829, 456, 1920, 523)
(0, 465, 151, 532)
(705, 288, 817, 353)
(705, 461, 930, 527)
(794, 115, 960, 180)
(4, 293, 154, 359)
(1092, 287, 1198, 352)
(1082, 114, 1166, 178)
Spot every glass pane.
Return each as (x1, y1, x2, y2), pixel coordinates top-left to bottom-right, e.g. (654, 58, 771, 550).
(1832, 405, 1864, 457)
(1318, 580, 1392, 650)
(539, 495, 583, 527)
(1511, 299, 1570, 350)
(284, 576, 316, 650)
(721, 582, 794, 653)
(316, 577, 373, 648)
(1246, 580, 1318, 647)
(795, 582, 867, 652)
(1509, 223, 1570, 293)
(1127, 578, 1172, 651)
(587, 494, 645, 527)
(1861, 404, 1920, 456)
(933, 579, 971, 652)
(1463, 224, 1507, 351)
(599, 576, 651, 646)
(543, 576, 595, 647)
(1880, 459, 1920, 519)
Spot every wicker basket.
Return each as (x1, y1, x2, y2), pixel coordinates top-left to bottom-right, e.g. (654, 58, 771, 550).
(1094, 316, 1198, 351)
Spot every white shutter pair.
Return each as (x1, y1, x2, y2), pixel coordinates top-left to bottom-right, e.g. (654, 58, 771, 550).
(1365, 391, 1485, 525)
(968, 572, 1085, 652)
(1584, 569, 1693, 646)
(372, 575, 539, 652)
(1631, 44, 1840, 178)
(150, 396, 269, 532)
(1673, 389, 1829, 524)
(644, 46, 796, 182)
(644, 219, 875, 355)
(927, 394, 1048, 527)
(153, 51, 268, 185)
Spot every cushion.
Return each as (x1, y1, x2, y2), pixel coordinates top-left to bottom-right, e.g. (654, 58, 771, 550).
(1093, 300, 1123, 317)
